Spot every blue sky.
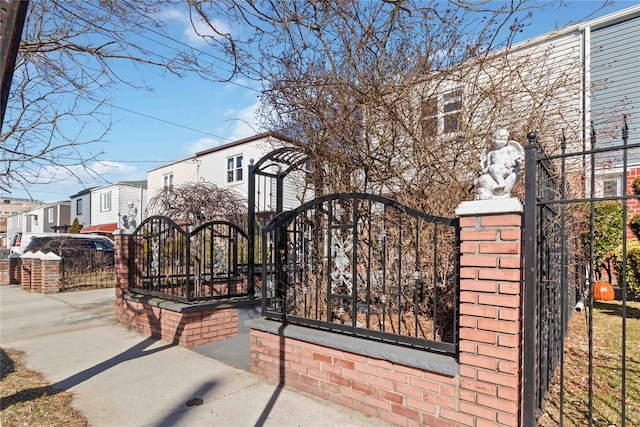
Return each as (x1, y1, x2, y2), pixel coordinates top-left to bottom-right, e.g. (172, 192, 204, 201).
(3, 0, 639, 203)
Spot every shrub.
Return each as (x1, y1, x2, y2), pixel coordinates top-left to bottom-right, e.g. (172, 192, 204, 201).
(630, 214, 640, 241)
(633, 176, 640, 195)
(613, 239, 640, 301)
(580, 201, 624, 282)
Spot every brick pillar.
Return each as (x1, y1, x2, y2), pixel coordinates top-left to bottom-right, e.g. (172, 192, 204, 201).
(41, 253, 61, 294)
(20, 252, 34, 291)
(9, 252, 21, 284)
(30, 255, 43, 293)
(455, 198, 524, 426)
(113, 229, 132, 322)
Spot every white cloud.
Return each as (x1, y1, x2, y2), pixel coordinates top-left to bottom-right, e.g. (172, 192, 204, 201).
(225, 101, 264, 141)
(160, 8, 233, 46)
(183, 137, 222, 155)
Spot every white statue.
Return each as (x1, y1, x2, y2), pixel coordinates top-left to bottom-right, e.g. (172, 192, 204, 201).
(474, 128, 524, 200)
(121, 201, 138, 229)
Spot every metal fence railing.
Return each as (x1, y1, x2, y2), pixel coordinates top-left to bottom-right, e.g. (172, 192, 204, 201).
(261, 193, 460, 357)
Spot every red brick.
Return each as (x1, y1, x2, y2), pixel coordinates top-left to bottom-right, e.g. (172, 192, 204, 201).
(459, 279, 497, 293)
(481, 214, 522, 227)
(382, 370, 408, 383)
(477, 393, 519, 414)
(459, 401, 497, 421)
(461, 254, 498, 267)
(351, 400, 379, 417)
(477, 318, 520, 334)
(353, 361, 381, 376)
(460, 267, 477, 279)
(498, 412, 519, 425)
(379, 409, 407, 425)
(459, 291, 477, 303)
(477, 294, 520, 308)
(459, 315, 477, 328)
(378, 389, 404, 404)
(394, 383, 423, 399)
(459, 328, 497, 344)
(477, 370, 518, 388)
(498, 360, 519, 374)
(498, 308, 521, 321)
(459, 353, 496, 370)
(499, 256, 521, 269)
(333, 358, 355, 370)
(479, 242, 521, 254)
(368, 375, 394, 391)
(391, 403, 420, 420)
(498, 281, 521, 295)
(405, 396, 437, 414)
(459, 303, 497, 318)
(440, 407, 475, 426)
(328, 373, 351, 387)
(352, 381, 375, 395)
(460, 229, 498, 241)
(499, 229, 521, 241)
(498, 334, 520, 348)
(422, 413, 456, 427)
(460, 378, 497, 396)
(367, 358, 393, 369)
(459, 216, 478, 227)
(460, 242, 477, 254)
(364, 394, 391, 410)
(477, 344, 519, 362)
(497, 386, 519, 401)
(342, 369, 366, 382)
(408, 376, 439, 392)
(331, 394, 353, 409)
(312, 352, 332, 363)
(478, 268, 520, 282)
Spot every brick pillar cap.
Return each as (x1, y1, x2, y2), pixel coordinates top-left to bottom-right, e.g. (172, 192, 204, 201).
(113, 228, 134, 235)
(41, 252, 61, 260)
(455, 198, 523, 216)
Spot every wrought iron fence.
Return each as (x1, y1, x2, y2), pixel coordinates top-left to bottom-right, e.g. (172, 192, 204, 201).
(524, 118, 639, 426)
(128, 216, 250, 303)
(261, 193, 460, 356)
(60, 251, 116, 291)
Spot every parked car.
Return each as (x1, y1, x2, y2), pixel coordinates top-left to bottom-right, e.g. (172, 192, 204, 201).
(11, 232, 68, 255)
(23, 234, 115, 269)
(24, 235, 114, 255)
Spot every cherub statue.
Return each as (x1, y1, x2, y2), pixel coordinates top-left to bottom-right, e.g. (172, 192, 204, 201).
(121, 201, 138, 229)
(474, 128, 524, 200)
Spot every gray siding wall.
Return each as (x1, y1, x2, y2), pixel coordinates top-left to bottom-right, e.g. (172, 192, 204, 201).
(591, 16, 640, 166)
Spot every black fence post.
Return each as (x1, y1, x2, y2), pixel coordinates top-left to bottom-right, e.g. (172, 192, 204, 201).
(523, 131, 539, 427)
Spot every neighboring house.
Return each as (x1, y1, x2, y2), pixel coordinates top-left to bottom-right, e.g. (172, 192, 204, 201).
(420, 5, 639, 195)
(79, 181, 148, 234)
(69, 188, 94, 230)
(2, 198, 44, 248)
(6, 201, 71, 243)
(147, 132, 308, 216)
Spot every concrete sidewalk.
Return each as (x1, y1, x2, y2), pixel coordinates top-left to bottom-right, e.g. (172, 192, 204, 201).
(0, 285, 391, 427)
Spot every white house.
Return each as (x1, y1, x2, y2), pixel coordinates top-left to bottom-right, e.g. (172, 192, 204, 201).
(6, 200, 71, 243)
(147, 132, 308, 216)
(76, 181, 148, 234)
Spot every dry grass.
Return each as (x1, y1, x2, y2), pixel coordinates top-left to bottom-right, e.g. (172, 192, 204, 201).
(0, 348, 88, 427)
(538, 300, 640, 426)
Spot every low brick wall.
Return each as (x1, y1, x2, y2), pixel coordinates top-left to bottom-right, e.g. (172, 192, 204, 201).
(113, 230, 244, 348)
(250, 326, 459, 426)
(0, 259, 9, 285)
(250, 199, 525, 426)
(115, 294, 239, 348)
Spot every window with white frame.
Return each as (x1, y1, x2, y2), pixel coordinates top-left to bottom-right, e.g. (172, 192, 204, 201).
(163, 173, 173, 189)
(101, 192, 112, 212)
(76, 199, 83, 215)
(227, 155, 243, 183)
(602, 178, 619, 197)
(421, 88, 463, 138)
(47, 207, 54, 223)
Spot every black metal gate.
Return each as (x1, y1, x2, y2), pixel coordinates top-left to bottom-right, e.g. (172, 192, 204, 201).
(523, 118, 639, 426)
(260, 192, 460, 357)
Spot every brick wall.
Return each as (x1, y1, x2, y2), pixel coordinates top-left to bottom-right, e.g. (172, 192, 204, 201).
(250, 199, 525, 427)
(116, 297, 238, 347)
(113, 230, 240, 348)
(251, 330, 458, 426)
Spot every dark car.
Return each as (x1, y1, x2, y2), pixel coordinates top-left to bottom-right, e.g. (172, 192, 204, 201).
(25, 235, 114, 254)
(25, 235, 115, 268)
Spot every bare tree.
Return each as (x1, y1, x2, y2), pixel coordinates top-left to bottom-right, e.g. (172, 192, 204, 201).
(187, 0, 606, 215)
(1, 0, 238, 195)
(146, 182, 247, 229)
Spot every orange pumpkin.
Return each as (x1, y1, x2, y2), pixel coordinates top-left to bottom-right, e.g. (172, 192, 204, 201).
(593, 281, 615, 301)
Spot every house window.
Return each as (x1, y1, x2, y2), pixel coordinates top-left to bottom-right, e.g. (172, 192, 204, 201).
(163, 173, 173, 189)
(227, 155, 243, 183)
(76, 199, 83, 216)
(421, 88, 463, 138)
(47, 207, 54, 223)
(101, 192, 112, 212)
(602, 179, 619, 197)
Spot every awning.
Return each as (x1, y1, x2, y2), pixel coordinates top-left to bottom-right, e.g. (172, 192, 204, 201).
(80, 223, 119, 234)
